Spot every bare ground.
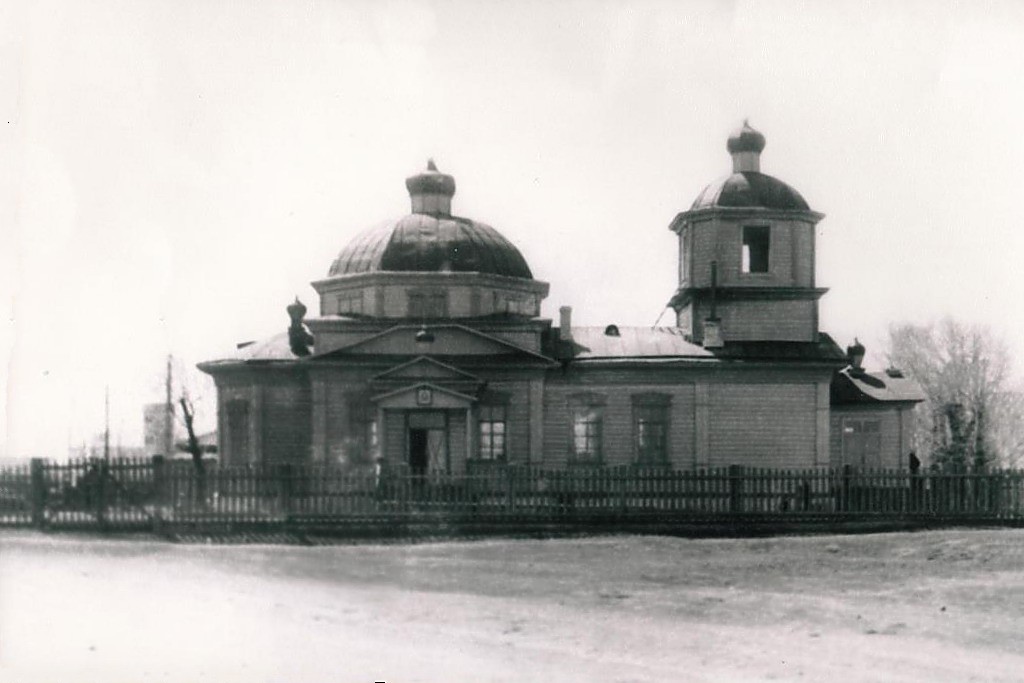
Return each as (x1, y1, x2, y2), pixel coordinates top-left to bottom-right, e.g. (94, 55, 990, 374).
(2, 529, 1024, 682)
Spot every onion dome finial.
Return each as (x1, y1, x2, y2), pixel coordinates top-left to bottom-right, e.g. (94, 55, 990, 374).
(727, 119, 767, 155)
(405, 160, 456, 215)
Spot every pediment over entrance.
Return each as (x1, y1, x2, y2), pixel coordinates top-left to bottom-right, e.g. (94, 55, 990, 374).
(373, 356, 482, 383)
(371, 382, 477, 410)
(313, 324, 556, 364)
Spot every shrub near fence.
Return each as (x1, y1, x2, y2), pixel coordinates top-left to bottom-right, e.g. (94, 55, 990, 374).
(2, 457, 1024, 534)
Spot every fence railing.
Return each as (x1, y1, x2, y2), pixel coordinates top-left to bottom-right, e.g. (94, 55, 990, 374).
(3, 457, 1024, 533)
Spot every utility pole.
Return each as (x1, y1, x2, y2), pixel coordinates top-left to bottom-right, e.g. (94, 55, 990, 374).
(164, 354, 174, 458)
(104, 385, 110, 461)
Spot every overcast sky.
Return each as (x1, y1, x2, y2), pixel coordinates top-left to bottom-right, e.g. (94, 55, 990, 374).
(3, 0, 1024, 457)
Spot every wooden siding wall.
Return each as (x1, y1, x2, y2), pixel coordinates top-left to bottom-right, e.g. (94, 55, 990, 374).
(707, 383, 817, 467)
(320, 369, 377, 465)
(829, 406, 913, 470)
(383, 409, 405, 466)
(689, 299, 816, 342)
(481, 380, 532, 464)
(261, 379, 311, 462)
(542, 382, 696, 468)
(215, 379, 256, 466)
(688, 218, 815, 288)
(448, 410, 467, 474)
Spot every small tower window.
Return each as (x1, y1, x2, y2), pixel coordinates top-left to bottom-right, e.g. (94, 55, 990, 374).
(742, 226, 770, 274)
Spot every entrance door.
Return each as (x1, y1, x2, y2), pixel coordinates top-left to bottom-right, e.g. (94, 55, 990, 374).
(407, 411, 449, 474)
(409, 429, 429, 475)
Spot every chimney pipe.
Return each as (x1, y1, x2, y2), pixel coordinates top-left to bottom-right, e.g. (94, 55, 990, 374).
(702, 261, 723, 348)
(559, 305, 573, 342)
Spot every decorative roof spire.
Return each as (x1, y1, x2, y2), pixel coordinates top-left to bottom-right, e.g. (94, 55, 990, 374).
(286, 297, 313, 357)
(727, 119, 766, 172)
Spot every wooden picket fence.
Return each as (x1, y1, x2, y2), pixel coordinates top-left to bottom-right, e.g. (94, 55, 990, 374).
(2, 456, 1024, 535)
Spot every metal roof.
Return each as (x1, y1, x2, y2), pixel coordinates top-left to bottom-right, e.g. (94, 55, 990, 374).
(328, 213, 533, 279)
(200, 332, 301, 366)
(567, 327, 712, 359)
(562, 328, 847, 364)
(691, 172, 810, 211)
(831, 367, 926, 404)
(202, 326, 850, 369)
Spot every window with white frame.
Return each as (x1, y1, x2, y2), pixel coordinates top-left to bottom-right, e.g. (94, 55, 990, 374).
(478, 404, 507, 461)
(633, 394, 670, 464)
(569, 393, 606, 463)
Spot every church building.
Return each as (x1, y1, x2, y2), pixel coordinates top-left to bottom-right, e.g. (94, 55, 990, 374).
(199, 123, 923, 473)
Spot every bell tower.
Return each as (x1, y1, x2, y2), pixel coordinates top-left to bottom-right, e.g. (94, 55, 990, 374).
(668, 122, 828, 346)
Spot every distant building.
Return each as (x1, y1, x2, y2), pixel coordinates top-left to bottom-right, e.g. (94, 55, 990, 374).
(199, 124, 923, 472)
(68, 434, 144, 461)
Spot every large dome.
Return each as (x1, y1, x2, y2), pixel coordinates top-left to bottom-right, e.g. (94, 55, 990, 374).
(328, 214, 534, 279)
(328, 162, 534, 280)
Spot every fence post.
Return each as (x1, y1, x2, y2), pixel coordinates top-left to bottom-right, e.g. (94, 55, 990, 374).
(506, 467, 516, 514)
(151, 455, 166, 531)
(278, 463, 293, 519)
(30, 458, 47, 528)
(840, 465, 852, 513)
(728, 465, 743, 513)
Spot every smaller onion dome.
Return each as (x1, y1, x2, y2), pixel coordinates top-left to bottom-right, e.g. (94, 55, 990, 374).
(405, 159, 456, 203)
(726, 119, 766, 155)
(286, 297, 307, 323)
(847, 338, 866, 370)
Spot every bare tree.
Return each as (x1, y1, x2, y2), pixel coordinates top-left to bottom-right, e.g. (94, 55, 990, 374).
(886, 318, 1020, 470)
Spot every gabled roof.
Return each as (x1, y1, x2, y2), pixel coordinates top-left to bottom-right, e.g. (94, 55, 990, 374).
(831, 366, 926, 405)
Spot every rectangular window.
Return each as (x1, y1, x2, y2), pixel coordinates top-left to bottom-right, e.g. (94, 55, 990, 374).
(408, 290, 448, 318)
(742, 225, 770, 274)
(571, 406, 603, 462)
(634, 404, 668, 464)
(337, 292, 363, 316)
(478, 405, 507, 461)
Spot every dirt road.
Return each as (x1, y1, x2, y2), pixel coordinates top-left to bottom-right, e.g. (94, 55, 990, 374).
(2, 529, 1023, 682)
